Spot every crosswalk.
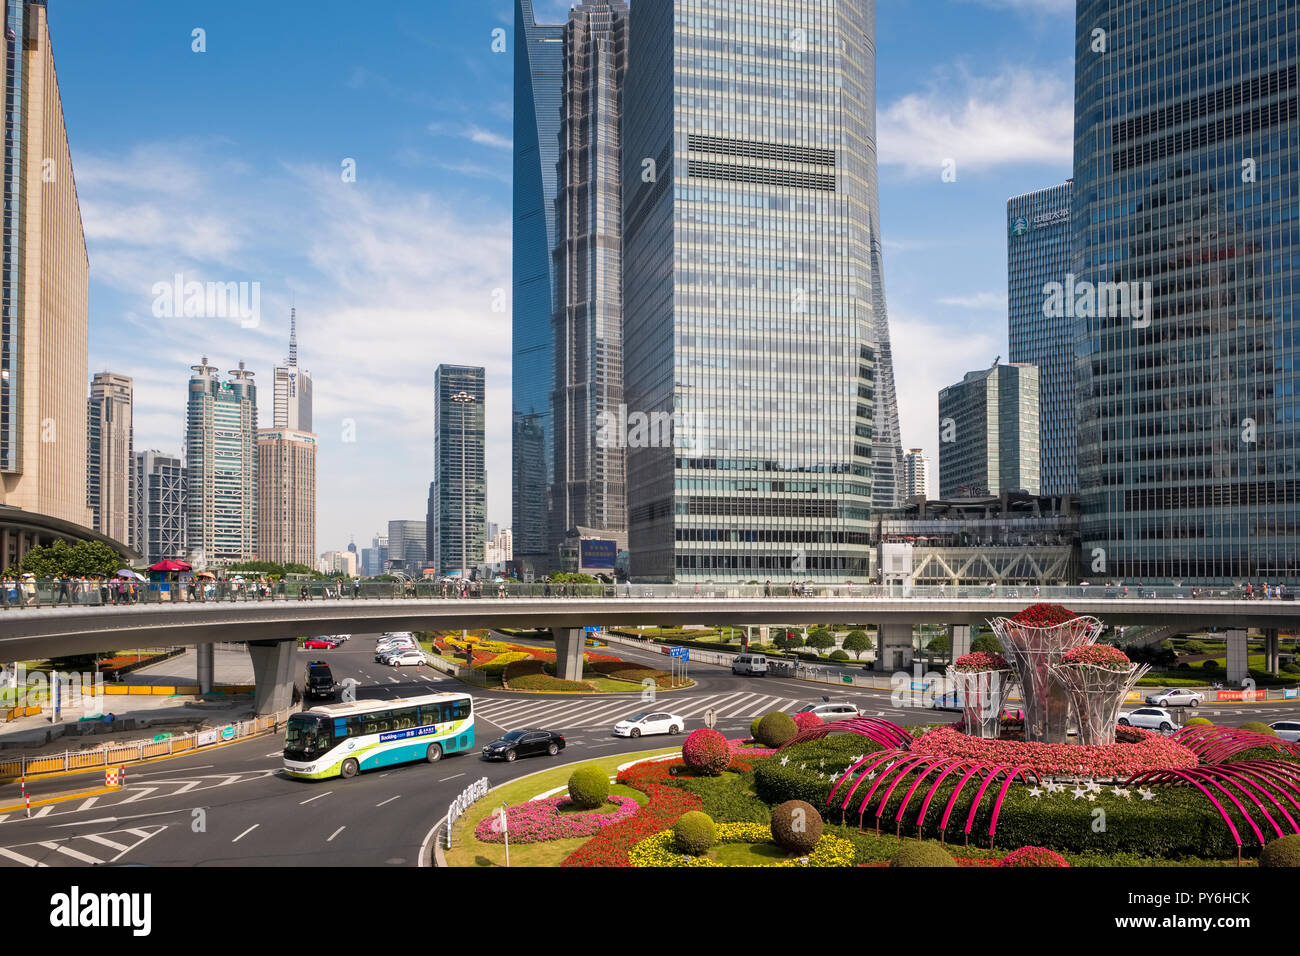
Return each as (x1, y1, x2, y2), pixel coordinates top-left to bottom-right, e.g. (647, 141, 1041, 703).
(473, 691, 837, 731)
(0, 825, 165, 867)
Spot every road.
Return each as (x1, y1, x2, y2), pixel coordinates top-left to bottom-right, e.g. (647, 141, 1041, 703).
(0, 633, 1296, 867)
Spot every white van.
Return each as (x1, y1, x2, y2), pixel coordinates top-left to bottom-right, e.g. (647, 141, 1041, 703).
(731, 654, 769, 676)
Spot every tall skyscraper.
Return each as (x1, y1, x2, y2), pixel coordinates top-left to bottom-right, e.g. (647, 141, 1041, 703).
(620, 0, 902, 581)
(429, 365, 486, 575)
(186, 359, 258, 566)
(1074, 1, 1299, 584)
(259, 313, 316, 568)
(133, 449, 185, 565)
(0, 1, 100, 566)
(512, 0, 565, 577)
(361, 532, 387, 577)
(552, 0, 629, 548)
(86, 372, 134, 548)
(1008, 181, 1076, 496)
(385, 520, 426, 573)
(903, 449, 931, 500)
(938, 363, 1040, 499)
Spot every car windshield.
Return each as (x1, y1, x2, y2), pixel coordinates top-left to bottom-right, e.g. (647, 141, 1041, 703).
(285, 715, 329, 755)
(502, 731, 526, 742)
(796, 705, 814, 712)
(628, 713, 647, 722)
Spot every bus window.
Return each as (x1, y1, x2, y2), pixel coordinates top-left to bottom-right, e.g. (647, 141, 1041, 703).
(450, 699, 471, 720)
(395, 707, 418, 730)
(419, 704, 441, 725)
(362, 712, 390, 734)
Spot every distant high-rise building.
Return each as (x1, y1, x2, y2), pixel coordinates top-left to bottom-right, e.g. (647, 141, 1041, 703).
(133, 450, 185, 565)
(272, 308, 312, 432)
(429, 365, 486, 574)
(553, 0, 629, 551)
(186, 359, 258, 566)
(621, 0, 901, 581)
(512, 0, 565, 578)
(361, 532, 388, 577)
(1008, 181, 1076, 496)
(318, 550, 357, 577)
(938, 363, 1040, 499)
(87, 372, 134, 548)
(1073, 1, 1300, 584)
(903, 450, 931, 500)
(0, 1, 103, 567)
(257, 428, 316, 567)
(386, 520, 426, 573)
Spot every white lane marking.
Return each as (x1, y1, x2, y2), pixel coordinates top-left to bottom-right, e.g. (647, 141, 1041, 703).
(0, 846, 46, 867)
(439, 773, 464, 782)
(742, 696, 797, 717)
(327, 826, 345, 842)
(52, 809, 187, 828)
(265, 751, 283, 758)
(76, 797, 99, 812)
(31, 806, 52, 819)
(44, 843, 102, 865)
(111, 826, 164, 862)
(375, 795, 401, 808)
(118, 787, 158, 805)
(130, 765, 215, 778)
(387, 677, 400, 684)
(674, 693, 745, 718)
(232, 824, 259, 843)
(711, 693, 761, 718)
(80, 834, 129, 852)
(299, 791, 332, 805)
(173, 781, 201, 795)
(0, 815, 8, 825)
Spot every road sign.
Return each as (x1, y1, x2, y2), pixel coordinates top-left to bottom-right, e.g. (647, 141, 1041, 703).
(703, 709, 716, 728)
(220, 726, 235, 741)
(842, 675, 853, 684)
(669, 647, 688, 660)
(584, 626, 600, 633)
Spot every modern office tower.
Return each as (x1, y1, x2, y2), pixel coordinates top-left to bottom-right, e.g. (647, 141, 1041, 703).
(938, 363, 1040, 500)
(272, 308, 312, 432)
(86, 372, 134, 548)
(1008, 181, 1076, 496)
(513, 0, 565, 577)
(186, 359, 258, 566)
(317, 550, 357, 577)
(486, 521, 499, 542)
(133, 450, 186, 565)
(361, 533, 387, 577)
(552, 0, 629, 552)
(621, 0, 900, 581)
(257, 428, 316, 567)
(0, 1, 101, 566)
(429, 365, 486, 575)
(1074, 2, 1299, 585)
(385, 520, 426, 573)
(903, 449, 931, 500)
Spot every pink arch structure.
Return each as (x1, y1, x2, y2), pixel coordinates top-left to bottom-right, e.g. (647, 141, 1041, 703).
(1170, 725, 1300, 764)
(778, 717, 913, 753)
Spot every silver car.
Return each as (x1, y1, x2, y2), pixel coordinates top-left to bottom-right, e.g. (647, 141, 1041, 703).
(1145, 688, 1204, 708)
(1118, 707, 1176, 732)
(1268, 720, 1300, 743)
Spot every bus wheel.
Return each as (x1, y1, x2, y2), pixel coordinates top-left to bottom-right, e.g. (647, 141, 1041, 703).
(340, 758, 359, 779)
(426, 744, 443, 763)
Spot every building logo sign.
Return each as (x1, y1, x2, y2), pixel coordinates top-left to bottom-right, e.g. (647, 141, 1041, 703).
(1033, 209, 1069, 227)
(1010, 217, 1030, 237)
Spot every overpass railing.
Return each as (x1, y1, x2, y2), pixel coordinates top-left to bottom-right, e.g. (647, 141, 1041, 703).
(0, 578, 1292, 608)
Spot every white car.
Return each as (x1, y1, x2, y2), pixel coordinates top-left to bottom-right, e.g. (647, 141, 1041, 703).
(1268, 720, 1300, 743)
(1145, 688, 1203, 707)
(796, 702, 861, 721)
(332, 633, 351, 643)
(388, 649, 427, 668)
(612, 712, 685, 738)
(1118, 707, 1177, 732)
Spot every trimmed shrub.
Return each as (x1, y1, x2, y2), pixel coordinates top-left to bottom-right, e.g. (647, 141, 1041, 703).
(567, 766, 609, 810)
(1240, 721, 1277, 736)
(681, 729, 731, 777)
(1200, 659, 1220, 671)
(1259, 833, 1300, 868)
(792, 711, 824, 732)
(829, 649, 850, 662)
(755, 711, 798, 748)
(889, 842, 956, 867)
(673, 811, 716, 855)
(770, 800, 823, 854)
(1185, 717, 1213, 726)
(998, 846, 1069, 867)
(1282, 661, 1300, 674)
(750, 716, 763, 741)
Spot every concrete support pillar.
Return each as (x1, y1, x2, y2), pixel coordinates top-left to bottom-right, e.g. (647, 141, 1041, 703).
(877, 622, 913, 672)
(949, 625, 971, 661)
(553, 627, 584, 682)
(196, 642, 215, 694)
(247, 640, 296, 715)
(1225, 629, 1249, 685)
(1265, 628, 1280, 674)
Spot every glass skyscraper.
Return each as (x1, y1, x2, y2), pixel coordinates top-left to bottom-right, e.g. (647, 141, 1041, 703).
(186, 359, 258, 566)
(512, 0, 564, 576)
(938, 363, 1040, 499)
(1074, 0, 1300, 585)
(429, 365, 486, 575)
(1008, 181, 1077, 496)
(622, 0, 901, 582)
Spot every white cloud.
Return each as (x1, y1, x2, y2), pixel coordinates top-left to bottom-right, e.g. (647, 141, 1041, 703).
(878, 66, 1072, 174)
(937, 291, 1008, 311)
(464, 125, 512, 150)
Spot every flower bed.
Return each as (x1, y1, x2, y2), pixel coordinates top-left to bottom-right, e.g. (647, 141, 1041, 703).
(954, 651, 1009, 672)
(561, 759, 703, 867)
(1061, 644, 1131, 670)
(628, 823, 855, 868)
(474, 795, 639, 844)
(909, 725, 1199, 778)
(727, 739, 776, 757)
(1012, 603, 1079, 627)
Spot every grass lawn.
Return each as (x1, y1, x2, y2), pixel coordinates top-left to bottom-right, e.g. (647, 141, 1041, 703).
(445, 748, 678, 868)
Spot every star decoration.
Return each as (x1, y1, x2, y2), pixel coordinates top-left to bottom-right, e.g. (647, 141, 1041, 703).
(852, 754, 866, 764)
(780, 756, 789, 766)
(1086, 792, 1098, 801)
(1112, 787, 1131, 799)
(866, 771, 878, 781)
(799, 763, 806, 770)
(1027, 787, 1044, 798)
(1045, 781, 1065, 794)
(1138, 788, 1156, 801)
(1087, 780, 1103, 794)
(1072, 786, 1088, 799)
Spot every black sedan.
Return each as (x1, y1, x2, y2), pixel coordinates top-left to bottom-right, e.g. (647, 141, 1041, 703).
(481, 729, 566, 763)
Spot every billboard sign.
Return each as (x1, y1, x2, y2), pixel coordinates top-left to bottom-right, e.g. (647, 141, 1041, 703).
(579, 539, 617, 572)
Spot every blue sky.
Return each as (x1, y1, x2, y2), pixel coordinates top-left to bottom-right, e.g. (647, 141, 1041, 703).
(50, 0, 1074, 552)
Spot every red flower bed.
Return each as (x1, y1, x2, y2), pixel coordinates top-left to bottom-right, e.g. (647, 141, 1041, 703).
(682, 729, 731, 776)
(1061, 644, 1130, 670)
(860, 857, 1001, 867)
(998, 846, 1069, 867)
(561, 759, 702, 867)
(910, 726, 1199, 778)
(793, 712, 824, 731)
(1011, 603, 1078, 627)
(954, 651, 1009, 672)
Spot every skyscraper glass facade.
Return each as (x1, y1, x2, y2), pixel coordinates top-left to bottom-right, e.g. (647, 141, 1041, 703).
(1008, 181, 1077, 496)
(186, 360, 257, 565)
(1074, 0, 1300, 584)
(938, 364, 1040, 499)
(429, 365, 486, 574)
(622, 0, 899, 582)
(512, 0, 564, 574)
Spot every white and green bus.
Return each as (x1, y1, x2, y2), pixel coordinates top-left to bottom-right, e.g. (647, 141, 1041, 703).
(283, 693, 474, 780)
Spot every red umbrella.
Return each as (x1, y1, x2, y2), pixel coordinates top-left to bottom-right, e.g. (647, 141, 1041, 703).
(148, 559, 192, 572)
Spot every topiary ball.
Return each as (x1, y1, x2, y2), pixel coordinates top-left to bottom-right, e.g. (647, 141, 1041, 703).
(1201, 659, 1220, 671)
(673, 811, 716, 856)
(681, 728, 731, 776)
(1241, 721, 1277, 736)
(1185, 717, 1213, 726)
(750, 716, 763, 740)
(997, 846, 1069, 867)
(770, 799, 823, 854)
(792, 711, 824, 732)
(1260, 833, 1300, 867)
(756, 711, 798, 747)
(829, 649, 850, 662)
(889, 842, 956, 868)
(567, 765, 609, 809)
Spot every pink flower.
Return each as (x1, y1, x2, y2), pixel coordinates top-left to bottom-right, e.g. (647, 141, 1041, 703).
(475, 795, 639, 844)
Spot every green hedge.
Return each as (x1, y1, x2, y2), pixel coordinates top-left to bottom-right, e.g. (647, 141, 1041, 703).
(754, 736, 881, 806)
(663, 766, 772, 824)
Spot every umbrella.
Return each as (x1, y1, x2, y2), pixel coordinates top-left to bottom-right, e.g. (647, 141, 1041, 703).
(148, 559, 192, 572)
(195, 571, 215, 579)
(115, 569, 145, 581)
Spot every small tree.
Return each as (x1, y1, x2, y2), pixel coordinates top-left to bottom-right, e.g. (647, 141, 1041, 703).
(843, 630, 873, 660)
(773, 630, 803, 651)
(971, 632, 1003, 654)
(806, 627, 836, 654)
(927, 632, 951, 658)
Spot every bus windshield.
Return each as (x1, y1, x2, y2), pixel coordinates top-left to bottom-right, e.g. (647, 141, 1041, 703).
(285, 714, 331, 758)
